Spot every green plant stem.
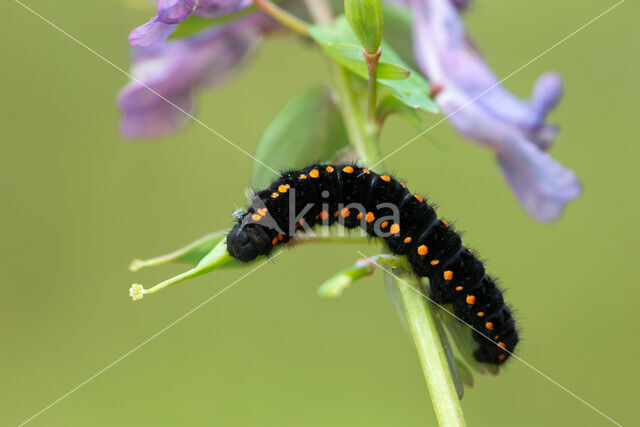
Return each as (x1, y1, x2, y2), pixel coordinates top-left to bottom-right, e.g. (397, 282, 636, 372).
(395, 278, 467, 426)
(364, 48, 381, 123)
(330, 63, 383, 168)
(301, 0, 381, 168)
(303, 0, 466, 424)
(253, 0, 310, 36)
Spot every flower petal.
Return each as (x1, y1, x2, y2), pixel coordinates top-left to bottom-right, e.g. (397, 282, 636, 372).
(119, 14, 277, 139)
(409, 0, 580, 221)
(129, 19, 177, 47)
(129, 0, 252, 47)
(497, 135, 581, 222)
(118, 86, 192, 139)
(156, 0, 197, 24)
(530, 72, 563, 126)
(194, 0, 253, 18)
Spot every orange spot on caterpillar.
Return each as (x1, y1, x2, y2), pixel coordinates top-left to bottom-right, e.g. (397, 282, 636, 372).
(333, 211, 339, 218)
(477, 312, 485, 317)
(498, 342, 506, 350)
(357, 212, 363, 220)
(400, 182, 407, 188)
(390, 224, 400, 234)
(455, 286, 463, 291)
(467, 248, 473, 253)
(278, 185, 288, 193)
(343, 166, 354, 173)
(257, 208, 267, 216)
(320, 211, 329, 220)
(485, 322, 494, 330)
(271, 192, 279, 199)
(381, 221, 389, 228)
(326, 166, 334, 172)
(417, 245, 428, 256)
(309, 169, 319, 178)
(365, 212, 375, 223)
(498, 354, 506, 361)
(381, 175, 391, 182)
(466, 295, 476, 305)
(404, 237, 412, 244)
(299, 174, 307, 180)
(414, 195, 423, 202)
(494, 335, 500, 340)
(430, 260, 439, 265)
(442, 220, 449, 227)
(443, 270, 453, 280)
(278, 233, 283, 241)
(362, 168, 371, 174)
(341, 208, 350, 218)
(251, 214, 261, 221)
(272, 237, 278, 245)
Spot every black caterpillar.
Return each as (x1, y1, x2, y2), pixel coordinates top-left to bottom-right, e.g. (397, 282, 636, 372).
(227, 164, 518, 365)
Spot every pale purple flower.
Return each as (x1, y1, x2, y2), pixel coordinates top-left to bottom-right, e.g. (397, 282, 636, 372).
(408, 0, 581, 221)
(129, 0, 252, 47)
(118, 13, 275, 139)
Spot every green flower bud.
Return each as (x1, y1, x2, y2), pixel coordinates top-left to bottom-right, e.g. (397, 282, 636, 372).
(344, 0, 383, 54)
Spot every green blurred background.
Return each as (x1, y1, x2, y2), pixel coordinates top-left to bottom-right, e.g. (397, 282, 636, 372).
(2, 0, 638, 425)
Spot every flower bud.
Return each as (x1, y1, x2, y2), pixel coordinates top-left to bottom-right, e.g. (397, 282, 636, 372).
(129, 284, 145, 301)
(344, 0, 383, 54)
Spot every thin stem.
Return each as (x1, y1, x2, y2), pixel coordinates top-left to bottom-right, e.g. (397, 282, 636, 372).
(395, 277, 467, 426)
(303, 0, 382, 167)
(364, 48, 381, 123)
(330, 64, 383, 168)
(253, 0, 310, 36)
(302, 0, 334, 25)
(303, 0, 466, 424)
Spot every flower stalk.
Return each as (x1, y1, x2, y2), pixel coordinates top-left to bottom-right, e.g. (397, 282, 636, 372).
(252, 0, 310, 36)
(394, 276, 467, 426)
(302, 0, 466, 424)
(364, 48, 381, 123)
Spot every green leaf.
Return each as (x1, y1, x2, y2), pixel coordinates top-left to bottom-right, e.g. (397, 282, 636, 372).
(322, 43, 410, 80)
(318, 261, 372, 298)
(377, 94, 423, 127)
(454, 357, 475, 387)
(168, 8, 252, 40)
(169, 15, 215, 40)
(129, 230, 228, 271)
(437, 304, 500, 376)
(130, 238, 238, 301)
(309, 15, 438, 113)
(345, 0, 383, 54)
(250, 86, 350, 189)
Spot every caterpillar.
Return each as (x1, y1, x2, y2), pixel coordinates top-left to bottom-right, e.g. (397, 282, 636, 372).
(227, 164, 518, 365)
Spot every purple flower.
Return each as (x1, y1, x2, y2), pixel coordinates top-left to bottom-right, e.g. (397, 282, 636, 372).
(118, 13, 275, 139)
(129, 0, 253, 47)
(408, 0, 581, 221)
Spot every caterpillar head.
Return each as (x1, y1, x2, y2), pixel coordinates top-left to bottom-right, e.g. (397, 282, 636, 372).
(226, 225, 259, 262)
